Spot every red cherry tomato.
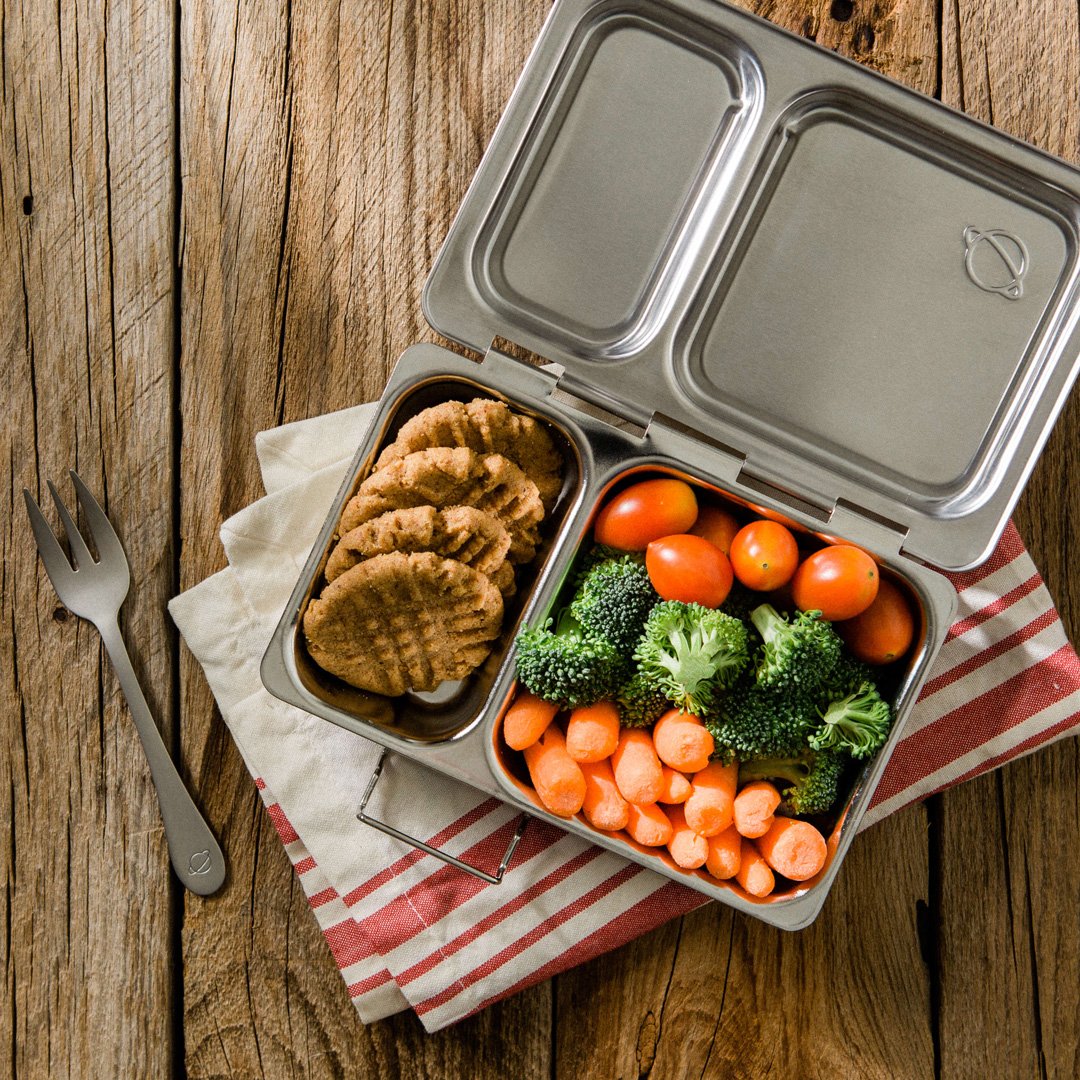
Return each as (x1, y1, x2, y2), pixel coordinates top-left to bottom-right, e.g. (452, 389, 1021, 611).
(688, 505, 742, 557)
(791, 544, 879, 621)
(645, 534, 733, 608)
(837, 578, 916, 665)
(594, 479, 698, 551)
(729, 520, 800, 591)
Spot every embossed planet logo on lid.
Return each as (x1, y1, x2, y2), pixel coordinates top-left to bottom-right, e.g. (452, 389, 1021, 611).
(963, 226, 1029, 300)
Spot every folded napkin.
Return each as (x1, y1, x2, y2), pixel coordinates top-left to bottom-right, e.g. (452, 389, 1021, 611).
(170, 402, 1080, 1032)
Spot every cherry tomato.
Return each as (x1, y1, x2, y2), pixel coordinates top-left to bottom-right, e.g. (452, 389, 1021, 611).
(837, 578, 915, 665)
(594, 479, 698, 551)
(791, 544, 879, 621)
(729, 520, 800, 591)
(689, 505, 742, 556)
(646, 534, 733, 608)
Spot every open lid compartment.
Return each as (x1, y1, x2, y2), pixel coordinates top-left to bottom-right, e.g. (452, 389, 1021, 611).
(423, 0, 1080, 571)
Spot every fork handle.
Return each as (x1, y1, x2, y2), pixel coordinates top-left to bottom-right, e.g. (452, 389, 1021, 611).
(99, 619, 226, 896)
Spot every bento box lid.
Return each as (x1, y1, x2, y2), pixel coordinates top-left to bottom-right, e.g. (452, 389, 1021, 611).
(423, 0, 1080, 572)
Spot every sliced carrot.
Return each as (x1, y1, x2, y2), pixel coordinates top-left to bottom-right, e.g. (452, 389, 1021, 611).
(503, 691, 559, 751)
(565, 701, 621, 763)
(579, 758, 630, 832)
(658, 766, 692, 804)
(736, 838, 775, 897)
(684, 760, 738, 837)
(624, 802, 673, 847)
(733, 780, 781, 839)
(611, 728, 665, 805)
(754, 817, 828, 882)
(651, 709, 715, 773)
(704, 825, 742, 881)
(665, 804, 709, 869)
(522, 724, 586, 818)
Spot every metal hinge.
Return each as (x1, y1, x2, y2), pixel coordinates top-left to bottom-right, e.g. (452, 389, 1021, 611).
(646, 412, 746, 489)
(553, 371, 652, 436)
(479, 345, 563, 398)
(482, 345, 652, 435)
(824, 499, 910, 559)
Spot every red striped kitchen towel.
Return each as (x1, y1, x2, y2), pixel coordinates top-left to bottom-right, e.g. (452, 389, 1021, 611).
(169, 403, 1080, 1031)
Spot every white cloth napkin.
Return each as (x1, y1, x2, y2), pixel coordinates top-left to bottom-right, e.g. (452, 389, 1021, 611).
(170, 403, 1080, 1031)
(170, 404, 687, 1030)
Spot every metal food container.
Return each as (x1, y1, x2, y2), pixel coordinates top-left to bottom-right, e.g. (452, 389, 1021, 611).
(261, 0, 1080, 929)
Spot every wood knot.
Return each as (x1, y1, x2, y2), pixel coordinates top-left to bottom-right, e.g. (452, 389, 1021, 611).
(636, 1010, 658, 1075)
(853, 22, 876, 54)
(830, 0, 855, 21)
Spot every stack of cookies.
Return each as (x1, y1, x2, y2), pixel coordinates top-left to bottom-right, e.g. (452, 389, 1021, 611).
(303, 398, 563, 696)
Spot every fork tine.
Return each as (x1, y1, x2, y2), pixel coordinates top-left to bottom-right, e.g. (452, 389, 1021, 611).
(23, 488, 75, 581)
(47, 479, 96, 570)
(69, 470, 126, 568)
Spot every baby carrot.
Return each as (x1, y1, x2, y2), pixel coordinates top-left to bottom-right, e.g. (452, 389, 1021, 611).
(754, 817, 828, 882)
(579, 758, 630, 832)
(704, 825, 742, 881)
(523, 724, 586, 818)
(565, 701, 621, 763)
(503, 691, 559, 751)
(624, 802, 674, 847)
(733, 780, 781, 839)
(666, 804, 709, 869)
(684, 760, 738, 837)
(611, 728, 665, 805)
(651, 709, 715, 773)
(658, 766, 692, 804)
(736, 837, 775, 898)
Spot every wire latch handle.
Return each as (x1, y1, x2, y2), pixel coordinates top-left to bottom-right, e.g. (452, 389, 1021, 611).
(357, 748, 527, 884)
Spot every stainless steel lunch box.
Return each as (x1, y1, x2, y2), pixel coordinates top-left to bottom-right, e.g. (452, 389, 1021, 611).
(261, 0, 1080, 928)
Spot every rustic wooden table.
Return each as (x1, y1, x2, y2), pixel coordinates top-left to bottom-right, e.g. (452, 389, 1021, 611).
(4, 1, 1079, 1076)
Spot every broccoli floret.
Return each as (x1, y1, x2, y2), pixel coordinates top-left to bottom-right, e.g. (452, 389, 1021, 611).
(825, 652, 875, 698)
(706, 679, 818, 759)
(634, 601, 750, 716)
(809, 681, 892, 759)
(613, 671, 669, 729)
(750, 604, 842, 694)
(515, 609, 626, 708)
(570, 555, 659, 652)
(574, 544, 641, 580)
(738, 749, 846, 816)
(720, 580, 765, 625)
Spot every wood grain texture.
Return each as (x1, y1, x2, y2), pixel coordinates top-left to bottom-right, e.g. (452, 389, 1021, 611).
(176, 1, 554, 1076)
(1, 0, 178, 1077)
(2, 0, 1078, 1077)
(937, 5, 1080, 1077)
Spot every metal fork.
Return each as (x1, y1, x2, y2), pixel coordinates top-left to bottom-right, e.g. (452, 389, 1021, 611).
(24, 471, 226, 896)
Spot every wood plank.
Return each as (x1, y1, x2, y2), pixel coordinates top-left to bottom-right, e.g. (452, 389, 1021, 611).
(0, 0, 177, 1077)
(937, 6, 1080, 1076)
(177, 1, 553, 1074)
